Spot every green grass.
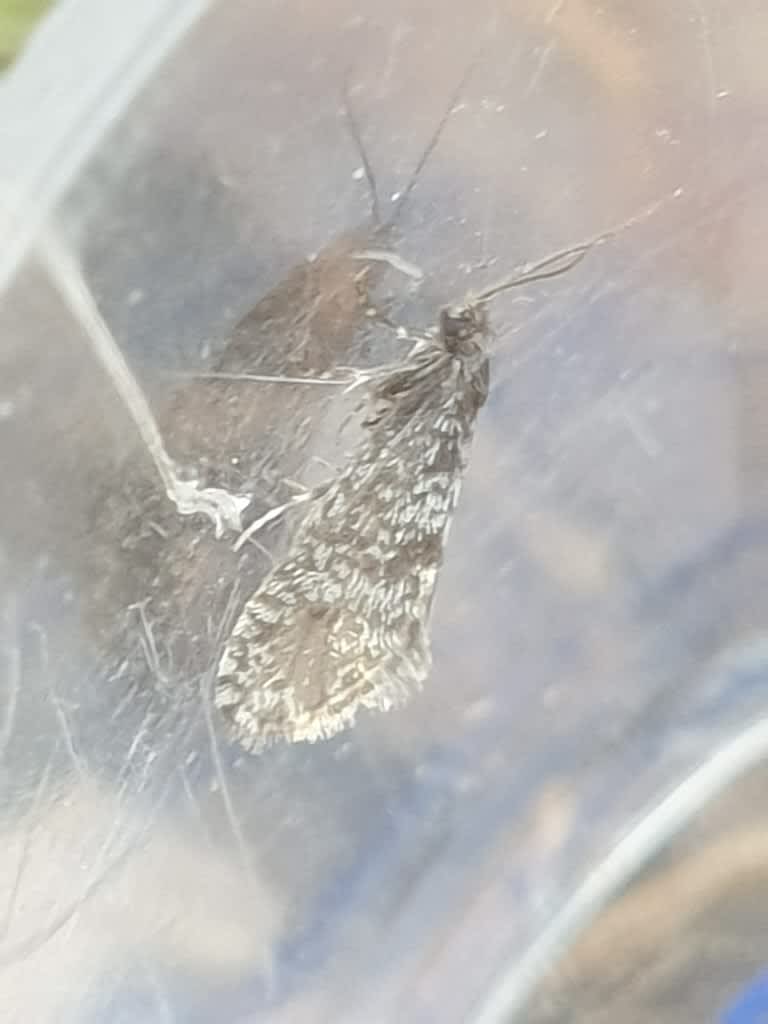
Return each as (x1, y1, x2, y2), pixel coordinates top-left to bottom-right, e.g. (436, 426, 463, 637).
(0, 0, 54, 69)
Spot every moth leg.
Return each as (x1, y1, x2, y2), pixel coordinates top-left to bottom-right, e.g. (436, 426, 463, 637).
(232, 471, 337, 552)
(351, 249, 424, 282)
(232, 490, 314, 552)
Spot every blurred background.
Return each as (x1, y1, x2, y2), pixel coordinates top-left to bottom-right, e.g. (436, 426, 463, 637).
(0, 0, 51, 69)
(1, 1, 768, 1021)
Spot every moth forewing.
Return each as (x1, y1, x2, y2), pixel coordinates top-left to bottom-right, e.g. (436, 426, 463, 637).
(215, 304, 490, 752)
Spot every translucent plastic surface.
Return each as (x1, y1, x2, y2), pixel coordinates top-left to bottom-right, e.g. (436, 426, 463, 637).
(526, 760, 768, 1022)
(2, 2, 768, 1022)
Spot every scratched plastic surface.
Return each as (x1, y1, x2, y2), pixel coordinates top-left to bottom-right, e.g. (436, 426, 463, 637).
(2, 2, 768, 1022)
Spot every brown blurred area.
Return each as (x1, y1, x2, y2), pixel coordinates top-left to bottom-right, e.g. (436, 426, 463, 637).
(527, 761, 768, 1023)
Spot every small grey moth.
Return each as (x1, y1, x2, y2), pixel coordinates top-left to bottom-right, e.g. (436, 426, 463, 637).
(214, 241, 593, 752)
(215, 304, 489, 751)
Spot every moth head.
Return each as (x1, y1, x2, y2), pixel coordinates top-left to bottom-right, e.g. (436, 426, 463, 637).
(440, 304, 487, 354)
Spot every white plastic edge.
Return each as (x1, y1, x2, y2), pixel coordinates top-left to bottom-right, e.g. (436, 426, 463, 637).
(0, 0, 212, 290)
(472, 711, 768, 1022)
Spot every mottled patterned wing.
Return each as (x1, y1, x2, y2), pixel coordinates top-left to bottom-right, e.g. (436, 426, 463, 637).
(216, 326, 488, 751)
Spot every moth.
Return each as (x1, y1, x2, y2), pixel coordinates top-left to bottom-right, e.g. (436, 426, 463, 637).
(215, 245, 592, 752)
(210, 54, 616, 751)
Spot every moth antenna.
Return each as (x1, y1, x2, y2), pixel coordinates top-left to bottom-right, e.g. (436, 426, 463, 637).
(474, 190, 682, 304)
(342, 55, 481, 237)
(341, 72, 382, 227)
(383, 56, 479, 231)
(474, 240, 598, 304)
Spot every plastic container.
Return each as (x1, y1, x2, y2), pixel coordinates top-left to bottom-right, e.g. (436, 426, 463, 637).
(2, 2, 768, 1021)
